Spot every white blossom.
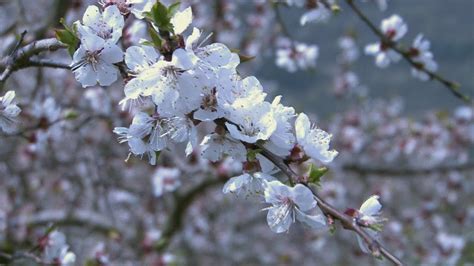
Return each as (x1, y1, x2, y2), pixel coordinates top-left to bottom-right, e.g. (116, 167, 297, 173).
(120, 48, 194, 114)
(263, 96, 296, 157)
(113, 112, 160, 164)
(152, 167, 181, 197)
(77, 5, 124, 43)
(114, 110, 198, 164)
(410, 34, 438, 81)
(295, 113, 338, 164)
(200, 132, 247, 162)
(338, 36, 359, 63)
(71, 31, 123, 88)
(300, 5, 332, 26)
(43, 230, 76, 266)
(223, 172, 275, 196)
(0, 90, 21, 133)
(276, 39, 319, 72)
(365, 15, 407, 68)
(355, 195, 386, 253)
(225, 101, 277, 144)
(263, 180, 325, 233)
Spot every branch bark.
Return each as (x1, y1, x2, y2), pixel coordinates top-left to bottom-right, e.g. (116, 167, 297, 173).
(0, 38, 67, 85)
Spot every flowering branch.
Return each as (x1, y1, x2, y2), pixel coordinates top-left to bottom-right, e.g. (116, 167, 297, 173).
(345, 0, 472, 104)
(259, 147, 404, 265)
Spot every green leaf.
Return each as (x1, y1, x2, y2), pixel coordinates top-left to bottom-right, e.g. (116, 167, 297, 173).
(148, 26, 163, 48)
(307, 164, 328, 186)
(168, 2, 181, 16)
(247, 149, 262, 161)
(55, 18, 79, 57)
(63, 109, 79, 120)
(140, 40, 155, 47)
(146, 1, 175, 33)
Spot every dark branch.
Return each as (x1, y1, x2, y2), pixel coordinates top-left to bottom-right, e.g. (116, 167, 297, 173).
(345, 0, 472, 104)
(0, 38, 67, 85)
(154, 177, 226, 252)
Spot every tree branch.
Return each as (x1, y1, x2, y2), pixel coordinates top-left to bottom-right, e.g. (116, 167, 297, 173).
(259, 147, 404, 265)
(345, 0, 472, 104)
(154, 176, 226, 252)
(10, 209, 122, 236)
(0, 38, 67, 85)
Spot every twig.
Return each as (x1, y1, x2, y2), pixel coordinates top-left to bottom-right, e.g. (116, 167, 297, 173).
(259, 146, 404, 265)
(10, 209, 123, 236)
(273, 2, 304, 56)
(25, 59, 70, 70)
(345, 0, 472, 104)
(0, 38, 67, 85)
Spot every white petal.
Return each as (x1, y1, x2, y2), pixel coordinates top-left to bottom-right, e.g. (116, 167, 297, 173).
(125, 46, 159, 72)
(359, 195, 382, 216)
(74, 64, 97, 88)
(103, 5, 124, 30)
(82, 5, 101, 28)
(364, 43, 381, 55)
(295, 113, 310, 143)
(96, 62, 118, 86)
(295, 208, 326, 230)
(185, 27, 201, 49)
(222, 173, 250, 194)
(171, 7, 192, 34)
(101, 42, 123, 64)
(4, 105, 21, 117)
(375, 53, 390, 68)
(266, 205, 293, 233)
(292, 184, 316, 211)
(1, 91, 15, 106)
(129, 138, 147, 155)
(171, 48, 194, 69)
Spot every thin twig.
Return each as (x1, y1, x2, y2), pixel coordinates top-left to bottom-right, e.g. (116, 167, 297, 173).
(25, 59, 70, 69)
(345, 0, 472, 104)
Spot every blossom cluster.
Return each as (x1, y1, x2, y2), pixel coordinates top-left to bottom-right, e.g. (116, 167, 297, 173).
(65, 1, 339, 234)
(275, 38, 319, 73)
(365, 14, 438, 81)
